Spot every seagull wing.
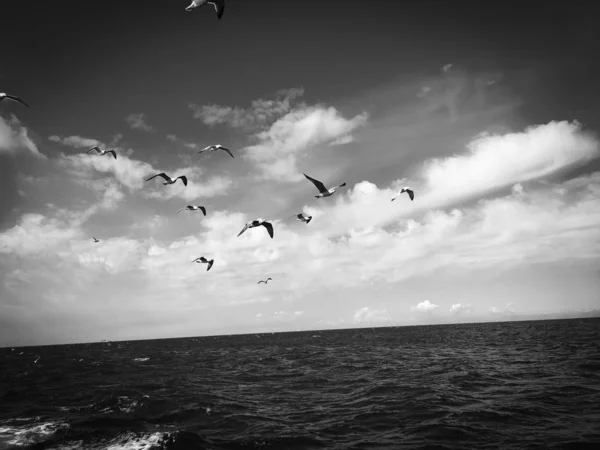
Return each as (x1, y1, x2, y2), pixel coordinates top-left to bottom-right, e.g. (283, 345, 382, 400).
(86, 146, 101, 154)
(209, 0, 225, 19)
(207, 259, 214, 271)
(198, 145, 212, 153)
(6, 95, 29, 108)
(407, 189, 415, 201)
(146, 172, 169, 182)
(219, 147, 234, 158)
(237, 223, 250, 237)
(257, 280, 265, 284)
(177, 208, 187, 215)
(333, 182, 347, 190)
(303, 173, 328, 193)
(262, 221, 274, 239)
(199, 206, 207, 216)
(177, 175, 188, 186)
(105, 150, 117, 159)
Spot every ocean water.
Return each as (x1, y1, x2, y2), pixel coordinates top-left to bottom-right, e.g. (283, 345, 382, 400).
(1, 318, 600, 450)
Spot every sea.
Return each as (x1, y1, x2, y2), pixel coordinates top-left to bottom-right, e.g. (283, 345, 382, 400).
(1, 318, 599, 450)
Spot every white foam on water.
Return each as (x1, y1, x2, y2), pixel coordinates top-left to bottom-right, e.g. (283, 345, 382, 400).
(103, 432, 166, 450)
(0, 419, 69, 447)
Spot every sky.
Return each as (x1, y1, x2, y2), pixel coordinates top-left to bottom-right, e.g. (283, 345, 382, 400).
(1, 0, 599, 346)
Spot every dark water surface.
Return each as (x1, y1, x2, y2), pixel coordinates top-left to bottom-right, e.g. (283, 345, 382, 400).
(1, 318, 600, 449)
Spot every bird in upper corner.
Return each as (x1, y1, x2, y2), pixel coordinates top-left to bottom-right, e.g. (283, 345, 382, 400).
(0, 92, 29, 108)
(93, 237, 100, 243)
(146, 173, 188, 186)
(192, 256, 214, 271)
(391, 187, 414, 202)
(185, 0, 226, 19)
(303, 173, 346, 198)
(257, 278, 272, 284)
(288, 213, 312, 224)
(86, 146, 117, 159)
(177, 205, 207, 216)
(198, 144, 234, 159)
(237, 219, 274, 239)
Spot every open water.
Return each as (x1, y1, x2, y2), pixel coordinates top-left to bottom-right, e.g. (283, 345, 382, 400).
(1, 318, 600, 449)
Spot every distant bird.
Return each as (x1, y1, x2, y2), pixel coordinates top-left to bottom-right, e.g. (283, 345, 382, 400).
(288, 213, 312, 224)
(237, 219, 274, 239)
(303, 173, 346, 198)
(192, 256, 214, 271)
(146, 173, 188, 186)
(198, 144, 234, 158)
(257, 278, 272, 284)
(185, 0, 226, 20)
(93, 237, 100, 243)
(33, 356, 40, 364)
(86, 146, 117, 159)
(391, 187, 414, 202)
(0, 92, 29, 108)
(177, 205, 206, 216)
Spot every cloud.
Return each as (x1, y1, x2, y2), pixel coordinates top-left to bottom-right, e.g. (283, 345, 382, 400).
(0, 115, 44, 158)
(191, 87, 305, 130)
(411, 300, 439, 313)
(450, 303, 473, 315)
(353, 306, 390, 324)
(126, 113, 155, 132)
(48, 135, 100, 149)
(244, 105, 368, 181)
(142, 167, 233, 201)
(442, 63, 453, 73)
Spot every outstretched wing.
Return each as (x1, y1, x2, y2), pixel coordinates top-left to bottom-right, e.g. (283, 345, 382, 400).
(237, 223, 250, 237)
(146, 172, 169, 182)
(209, 0, 225, 19)
(87, 146, 101, 154)
(207, 260, 214, 271)
(105, 150, 117, 159)
(257, 280, 265, 284)
(199, 206, 207, 216)
(406, 189, 415, 201)
(198, 145, 213, 154)
(6, 95, 29, 108)
(262, 221, 274, 239)
(219, 147, 234, 158)
(177, 207, 187, 215)
(303, 173, 328, 194)
(177, 176, 188, 186)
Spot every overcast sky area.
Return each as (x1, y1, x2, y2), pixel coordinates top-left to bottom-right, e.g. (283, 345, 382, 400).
(1, 1, 599, 346)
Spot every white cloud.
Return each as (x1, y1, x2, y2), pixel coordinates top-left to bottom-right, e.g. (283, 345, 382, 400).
(142, 166, 233, 201)
(126, 113, 155, 132)
(450, 303, 473, 315)
(0, 115, 44, 158)
(244, 105, 368, 181)
(48, 135, 100, 149)
(353, 306, 390, 324)
(411, 300, 439, 313)
(191, 87, 305, 130)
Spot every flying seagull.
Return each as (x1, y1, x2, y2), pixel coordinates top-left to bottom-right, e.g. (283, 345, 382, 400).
(177, 205, 207, 215)
(198, 144, 234, 158)
(185, 0, 226, 19)
(391, 187, 414, 202)
(146, 173, 188, 186)
(237, 219, 274, 239)
(257, 278, 272, 284)
(303, 173, 346, 198)
(192, 256, 214, 271)
(86, 146, 117, 159)
(93, 237, 100, 243)
(288, 213, 312, 224)
(0, 92, 29, 108)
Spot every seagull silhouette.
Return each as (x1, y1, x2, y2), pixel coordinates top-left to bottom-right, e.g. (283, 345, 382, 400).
(198, 144, 234, 158)
(86, 146, 117, 159)
(257, 278, 272, 284)
(185, 0, 226, 19)
(391, 187, 414, 201)
(93, 237, 100, 243)
(303, 173, 346, 198)
(0, 92, 29, 108)
(237, 219, 274, 239)
(177, 205, 206, 215)
(192, 256, 214, 271)
(146, 173, 188, 186)
(288, 213, 312, 224)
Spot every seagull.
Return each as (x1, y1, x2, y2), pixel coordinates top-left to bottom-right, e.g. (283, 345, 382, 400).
(0, 92, 29, 108)
(257, 278, 272, 284)
(303, 173, 346, 198)
(86, 146, 117, 159)
(93, 237, 100, 243)
(198, 144, 234, 158)
(33, 356, 41, 364)
(288, 213, 312, 224)
(391, 187, 414, 201)
(177, 205, 206, 215)
(192, 256, 214, 271)
(146, 173, 188, 186)
(237, 219, 274, 239)
(185, 0, 226, 20)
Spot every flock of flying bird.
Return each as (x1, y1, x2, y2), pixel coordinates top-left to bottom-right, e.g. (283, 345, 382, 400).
(0, 0, 416, 285)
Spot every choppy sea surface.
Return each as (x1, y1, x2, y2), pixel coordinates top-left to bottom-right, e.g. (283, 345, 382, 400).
(1, 318, 600, 450)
